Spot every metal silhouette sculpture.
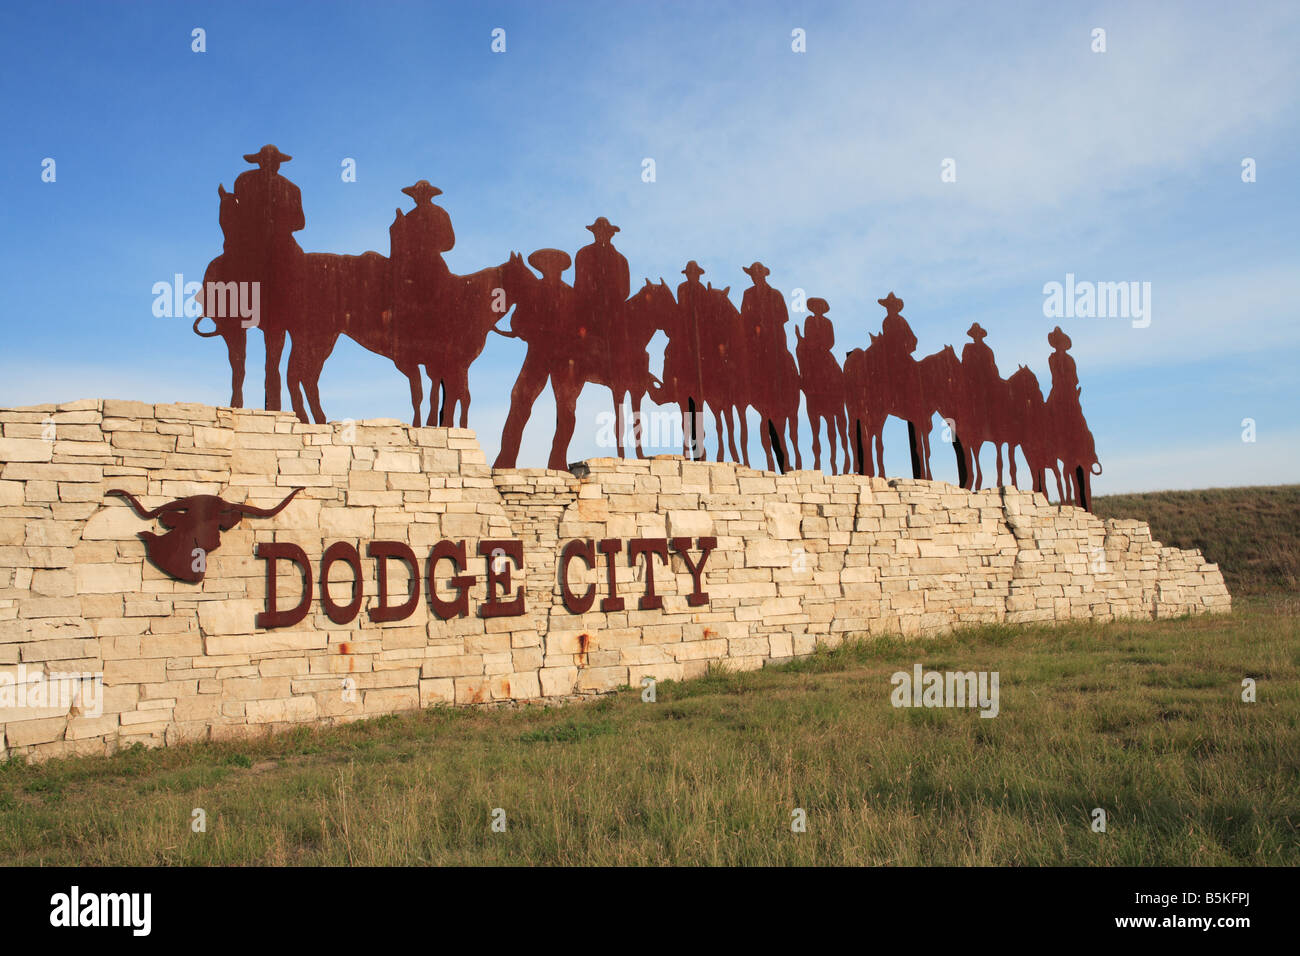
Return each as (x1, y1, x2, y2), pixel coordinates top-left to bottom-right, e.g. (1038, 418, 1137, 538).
(106, 488, 301, 583)
(796, 298, 850, 474)
(493, 234, 673, 471)
(189, 147, 1102, 509)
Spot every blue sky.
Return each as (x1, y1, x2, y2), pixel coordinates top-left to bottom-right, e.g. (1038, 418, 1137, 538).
(1, 0, 1296, 492)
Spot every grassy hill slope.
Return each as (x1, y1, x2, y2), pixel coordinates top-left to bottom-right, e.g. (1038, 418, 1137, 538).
(1093, 485, 1300, 595)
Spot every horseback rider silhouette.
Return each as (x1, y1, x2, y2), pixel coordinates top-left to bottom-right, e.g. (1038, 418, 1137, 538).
(574, 217, 629, 342)
(877, 291, 917, 362)
(390, 179, 455, 288)
(230, 144, 305, 267)
(1045, 324, 1086, 444)
(224, 144, 306, 411)
(961, 322, 998, 392)
(389, 179, 457, 355)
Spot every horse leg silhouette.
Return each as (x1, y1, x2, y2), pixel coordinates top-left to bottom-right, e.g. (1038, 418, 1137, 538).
(286, 343, 310, 424)
(758, 411, 777, 471)
(264, 327, 286, 412)
(613, 395, 627, 459)
(445, 367, 471, 429)
(223, 322, 247, 409)
(684, 400, 696, 458)
(810, 408, 823, 472)
(301, 344, 330, 425)
(953, 437, 969, 488)
(397, 359, 422, 428)
(907, 422, 923, 478)
(712, 405, 726, 462)
(416, 360, 443, 427)
(551, 376, 582, 471)
(738, 410, 751, 468)
(788, 410, 802, 471)
(726, 406, 742, 464)
(834, 404, 849, 477)
(628, 390, 647, 459)
(285, 329, 336, 425)
(759, 421, 780, 476)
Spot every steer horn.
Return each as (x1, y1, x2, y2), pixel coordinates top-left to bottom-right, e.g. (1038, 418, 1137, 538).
(106, 489, 176, 520)
(228, 487, 302, 518)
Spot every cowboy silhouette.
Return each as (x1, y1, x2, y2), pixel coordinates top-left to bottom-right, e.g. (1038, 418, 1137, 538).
(876, 291, 917, 361)
(799, 297, 835, 356)
(574, 217, 629, 340)
(230, 144, 305, 268)
(961, 323, 996, 386)
(670, 259, 707, 395)
(741, 262, 787, 344)
(741, 261, 802, 471)
(390, 179, 455, 287)
(494, 248, 578, 470)
(663, 260, 709, 456)
(1047, 325, 1080, 405)
(389, 179, 457, 360)
(1045, 324, 1085, 449)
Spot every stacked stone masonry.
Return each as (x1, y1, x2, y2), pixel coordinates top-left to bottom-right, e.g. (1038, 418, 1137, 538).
(0, 401, 1231, 761)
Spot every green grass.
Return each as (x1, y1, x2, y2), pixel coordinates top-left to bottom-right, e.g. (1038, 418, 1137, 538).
(1094, 485, 1300, 595)
(2, 595, 1296, 865)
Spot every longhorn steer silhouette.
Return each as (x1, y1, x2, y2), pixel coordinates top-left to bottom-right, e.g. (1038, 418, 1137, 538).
(106, 488, 301, 583)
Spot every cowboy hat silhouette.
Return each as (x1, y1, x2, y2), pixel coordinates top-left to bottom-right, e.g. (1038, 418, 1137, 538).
(586, 217, 620, 238)
(243, 144, 293, 166)
(878, 291, 904, 314)
(401, 179, 443, 203)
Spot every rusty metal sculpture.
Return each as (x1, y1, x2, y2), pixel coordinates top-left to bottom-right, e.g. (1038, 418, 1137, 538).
(795, 298, 849, 474)
(190, 147, 1102, 509)
(106, 488, 301, 583)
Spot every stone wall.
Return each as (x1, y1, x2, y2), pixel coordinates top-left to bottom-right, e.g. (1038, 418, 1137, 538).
(0, 400, 1230, 762)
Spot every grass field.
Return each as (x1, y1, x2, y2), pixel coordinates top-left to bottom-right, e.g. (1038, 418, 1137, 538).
(1, 596, 1296, 866)
(2, 486, 1297, 866)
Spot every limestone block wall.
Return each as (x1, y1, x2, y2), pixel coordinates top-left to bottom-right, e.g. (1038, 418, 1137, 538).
(0, 400, 1230, 762)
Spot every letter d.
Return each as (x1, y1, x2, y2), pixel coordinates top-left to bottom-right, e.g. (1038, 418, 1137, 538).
(255, 542, 313, 628)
